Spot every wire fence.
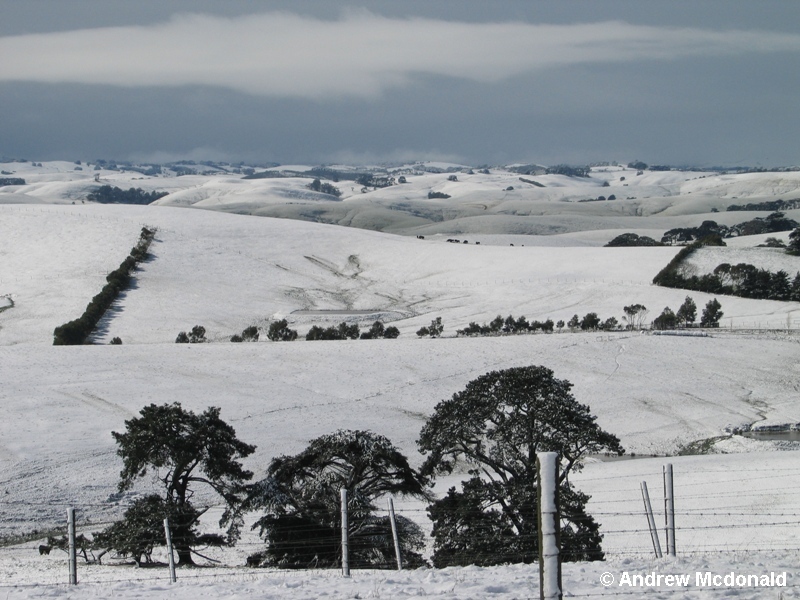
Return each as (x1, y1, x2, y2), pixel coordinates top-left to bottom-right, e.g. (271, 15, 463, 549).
(2, 463, 800, 596)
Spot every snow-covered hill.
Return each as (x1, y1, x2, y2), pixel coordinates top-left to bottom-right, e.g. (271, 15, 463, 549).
(1, 204, 797, 347)
(1, 163, 799, 598)
(3, 159, 799, 238)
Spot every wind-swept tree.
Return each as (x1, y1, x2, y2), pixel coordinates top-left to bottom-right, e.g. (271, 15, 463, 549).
(418, 366, 623, 567)
(245, 430, 430, 569)
(105, 403, 256, 565)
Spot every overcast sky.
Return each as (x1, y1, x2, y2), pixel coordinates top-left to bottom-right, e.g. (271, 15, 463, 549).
(1, 1, 799, 167)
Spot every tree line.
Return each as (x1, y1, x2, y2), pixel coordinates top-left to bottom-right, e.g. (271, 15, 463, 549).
(661, 213, 798, 245)
(167, 297, 738, 348)
(50, 366, 622, 570)
(651, 296, 723, 330)
(653, 232, 800, 301)
(169, 320, 401, 344)
(86, 185, 168, 205)
(54, 227, 156, 345)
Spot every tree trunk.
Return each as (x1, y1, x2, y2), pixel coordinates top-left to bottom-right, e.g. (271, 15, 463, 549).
(176, 546, 194, 566)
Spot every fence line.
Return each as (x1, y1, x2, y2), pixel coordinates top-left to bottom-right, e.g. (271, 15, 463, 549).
(2, 463, 800, 593)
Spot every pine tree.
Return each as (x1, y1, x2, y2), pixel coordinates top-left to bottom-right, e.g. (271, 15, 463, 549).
(676, 296, 697, 327)
(418, 366, 623, 567)
(791, 272, 800, 302)
(105, 403, 255, 565)
(246, 430, 430, 568)
(700, 298, 724, 328)
(787, 227, 800, 254)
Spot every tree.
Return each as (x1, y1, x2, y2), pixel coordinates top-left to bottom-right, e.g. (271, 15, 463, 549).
(92, 495, 212, 566)
(418, 366, 623, 567)
(676, 296, 697, 327)
(188, 325, 206, 343)
(232, 325, 260, 343)
(245, 430, 430, 569)
(788, 227, 800, 254)
(604, 233, 661, 247)
(770, 270, 791, 300)
(306, 322, 358, 341)
(580, 312, 601, 330)
(700, 298, 723, 328)
(760, 237, 786, 248)
(652, 307, 678, 330)
(241, 325, 259, 341)
(176, 325, 206, 343)
(267, 319, 297, 341)
(567, 314, 580, 330)
(622, 304, 648, 330)
(107, 403, 256, 565)
(417, 317, 443, 338)
(359, 321, 400, 339)
(489, 315, 504, 333)
(791, 272, 800, 302)
(307, 178, 342, 197)
(601, 317, 618, 331)
(364, 320, 385, 339)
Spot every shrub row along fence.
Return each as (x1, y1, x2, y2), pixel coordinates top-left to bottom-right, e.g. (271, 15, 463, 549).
(52, 226, 156, 345)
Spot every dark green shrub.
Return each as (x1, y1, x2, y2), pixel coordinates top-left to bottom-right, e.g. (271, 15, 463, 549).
(268, 320, 297, 341)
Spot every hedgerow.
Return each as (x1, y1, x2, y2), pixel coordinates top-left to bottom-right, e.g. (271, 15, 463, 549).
(53, 227, 156, 345)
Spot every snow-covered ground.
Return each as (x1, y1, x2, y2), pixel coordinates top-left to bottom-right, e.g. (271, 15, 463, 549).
(2, 550, 799, 598)
(1, 165, 799, 598)
(1, 204, 797, 346)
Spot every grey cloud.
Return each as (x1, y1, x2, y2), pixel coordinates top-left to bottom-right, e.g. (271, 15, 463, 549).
(1, 12, 799, 100)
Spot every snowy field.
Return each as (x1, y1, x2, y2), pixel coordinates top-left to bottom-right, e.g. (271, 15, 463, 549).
(1, 164, 800, 598)
(1, 204, 797, 346)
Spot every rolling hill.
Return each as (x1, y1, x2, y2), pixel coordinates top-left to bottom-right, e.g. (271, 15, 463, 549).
(1, 161, 799, 596)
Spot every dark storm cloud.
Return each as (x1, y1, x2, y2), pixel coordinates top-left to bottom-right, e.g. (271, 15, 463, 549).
(1, 2, 799, 166)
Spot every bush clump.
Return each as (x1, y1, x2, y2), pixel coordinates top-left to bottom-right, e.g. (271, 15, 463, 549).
(306, 322, 360, 341)
(267, 320, 298, 342)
